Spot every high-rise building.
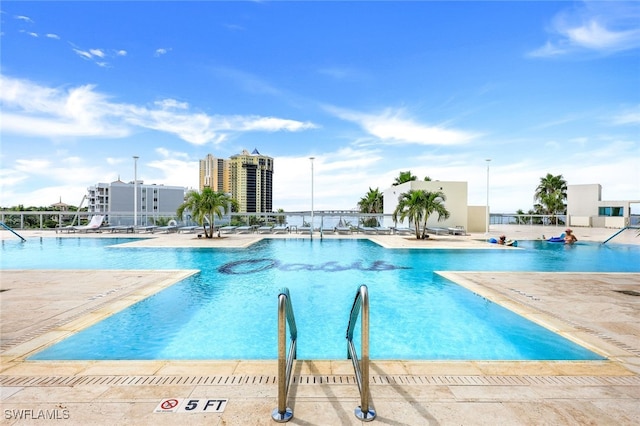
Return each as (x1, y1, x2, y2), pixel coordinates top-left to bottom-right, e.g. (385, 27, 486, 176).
(229, 148, 274, 213)
(199, 154, 230, 193)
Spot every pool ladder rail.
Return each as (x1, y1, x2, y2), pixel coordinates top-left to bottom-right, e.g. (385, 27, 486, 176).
(602, 225, 640, 244)
(273, 285, 375, 423)
(0, 221, 26, 242)
(346, 285, 376, 421)
(272, 288, 297, 423)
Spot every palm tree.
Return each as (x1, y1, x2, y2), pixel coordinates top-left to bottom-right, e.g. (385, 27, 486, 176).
(392, 190, 450, 239)
(534, 173, 567, 224)
(176, 188, 236, 238)
(392, 171, 417, 186)
(358, 187, 383, 227)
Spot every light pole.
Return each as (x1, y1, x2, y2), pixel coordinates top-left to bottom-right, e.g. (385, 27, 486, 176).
(310, 157, 315, 239)
(485, 158, 491, 235)
(133, 156, 139, 228)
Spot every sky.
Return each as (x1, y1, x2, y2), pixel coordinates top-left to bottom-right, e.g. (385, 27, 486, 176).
(1, 0, 639, 213)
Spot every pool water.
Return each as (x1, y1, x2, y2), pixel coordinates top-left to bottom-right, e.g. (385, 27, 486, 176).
(3, 237, 638, 360)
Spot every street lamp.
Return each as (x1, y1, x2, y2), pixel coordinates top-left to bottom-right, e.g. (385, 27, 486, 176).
(133, 156, 139, 228)
(310, 157, 315, 239)
(485, 158, 491, 235)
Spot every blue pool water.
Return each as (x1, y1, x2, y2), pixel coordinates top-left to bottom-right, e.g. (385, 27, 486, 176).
(2, 237, 638, 361)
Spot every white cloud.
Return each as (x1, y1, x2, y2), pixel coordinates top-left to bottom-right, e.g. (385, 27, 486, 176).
(610, 106, 640, 125)
(19, 30, 38, 37)
(146, 157, 199, 190)
(327, 106, 477, 146)
(70, 45, 125, 67)
(45, 33, 60, 39)
(73, 48, 93, 60)
(155, 99, 189, 110)
(530, 1, 640, 57)
(14, 15, 34, 23)
(237, 116, 316, 132)
(0, 75, 318, 145)
(155, 48, 171, 57)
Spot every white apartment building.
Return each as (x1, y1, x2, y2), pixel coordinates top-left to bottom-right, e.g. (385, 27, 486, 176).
(87, 179, 186, 225)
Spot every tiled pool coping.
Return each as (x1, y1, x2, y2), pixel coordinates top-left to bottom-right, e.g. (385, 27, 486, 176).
(1, 228, 638, 424)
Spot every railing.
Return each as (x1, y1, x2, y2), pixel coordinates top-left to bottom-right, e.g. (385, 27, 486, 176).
(272, 288, 297, 423)
(602, 226, 640, 244)
(346, 285, 376, 421)
(0, 221, 26, 242)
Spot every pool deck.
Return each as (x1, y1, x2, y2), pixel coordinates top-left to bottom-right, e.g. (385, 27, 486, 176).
(1, 226, 639, 425)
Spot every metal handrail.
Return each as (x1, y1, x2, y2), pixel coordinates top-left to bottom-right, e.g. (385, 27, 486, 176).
(0, 222, 26, 242)
(346, 285, 376, 421)
(602, 226, 640, 244)
(272, 288, 297, 423)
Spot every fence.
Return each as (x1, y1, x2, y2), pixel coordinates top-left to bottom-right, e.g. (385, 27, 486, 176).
(2, 210, 635, 231)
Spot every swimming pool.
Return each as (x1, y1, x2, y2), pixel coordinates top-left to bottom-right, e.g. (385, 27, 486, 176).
(3, 237, 638, 360)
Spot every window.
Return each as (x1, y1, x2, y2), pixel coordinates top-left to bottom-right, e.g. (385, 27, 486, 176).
(599, 206, 623, 217)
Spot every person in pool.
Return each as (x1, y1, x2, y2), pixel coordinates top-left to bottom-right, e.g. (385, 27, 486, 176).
(564, 228, 578, 244)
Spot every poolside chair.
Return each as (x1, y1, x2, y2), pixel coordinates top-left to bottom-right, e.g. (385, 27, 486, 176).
(258, 225, 274, 234)
(336, 226, 352, 234)
(298, 226, 311, 234)
(321, 226, 336, 234)
(135, 225, 158, 233)
(156, 224, 178, 233)
(448, 226, 466, 236)
(103, 225, 134, 233)
(375, 226, 392, 235)
(394, 227, 414, 235)
(178, 225, 199, 233)
(71, 215, 105, 233)
(359, 226, 377, 234)
(273, 225, 289, 234)
(427, 227, 449, 235)
(236, 225, 253, 234)
(219, 226, 237, 234)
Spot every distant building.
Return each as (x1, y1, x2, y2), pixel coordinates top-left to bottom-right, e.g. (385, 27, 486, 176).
(199, 154, 230, 193)
(383, 181, 471, 229)
(51, 197, 71, 211)
(567, 184, 639, 228)
(229, 149, 274, 213)
(87, 180, 186, 225)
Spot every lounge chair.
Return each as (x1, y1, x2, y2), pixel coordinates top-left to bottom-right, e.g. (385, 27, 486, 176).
(135, 225, 158, 233)
(70, 215, 105, 233)
(448, 226, 466, 235)
(219, 226, 237, 234)
(321, 227, 336, 234)
(375, 227, 392, 235)
(336, 226, 352, 234)
(258, 225, 273, 234)
(273, 225, 289, 234)
(178, 226, 199, 233)
(236, 226, 253, 234)
(394, 227, 414, 235)
(298, 226, 311, 234)
(103, 225, 134, 233)
(427, 227, 449, 235)
(359, 227, 377, 234)
(156, 224, 178, 233)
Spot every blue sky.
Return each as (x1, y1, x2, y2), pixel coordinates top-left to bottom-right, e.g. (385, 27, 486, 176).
(1, 1, 639, 213)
